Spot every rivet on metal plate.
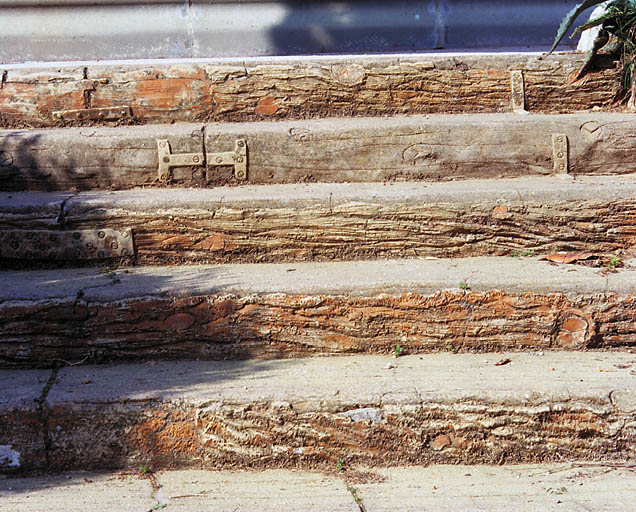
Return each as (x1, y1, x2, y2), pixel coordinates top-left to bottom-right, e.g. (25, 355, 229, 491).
(510, 70, 529, 114)
(0, 228, 135, 261)
(552, 133, 569, 174)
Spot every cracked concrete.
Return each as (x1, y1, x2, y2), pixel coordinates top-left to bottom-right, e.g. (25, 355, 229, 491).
(1, 464, 635, 511)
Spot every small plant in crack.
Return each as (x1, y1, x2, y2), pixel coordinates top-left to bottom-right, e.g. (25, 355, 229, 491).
(608, 255, 621, 270)
(336, 459, 346, 471)
(347, 486, 364, 505)
(459, 281, 470, 291)
(100, 263, 121, 283)
(510, 249, 535, 258)
(393, 344, 404, 357)
(139, 464, 150, 474)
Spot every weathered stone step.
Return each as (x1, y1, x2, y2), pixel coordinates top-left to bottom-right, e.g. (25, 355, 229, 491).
(3, 464, 636, 511)
(0, 53, 621, 129)
(2, 353, 635, 474)
(2, 176, 635, 265)
(1, 258, 635, 367)
(2, 113, 636, 191)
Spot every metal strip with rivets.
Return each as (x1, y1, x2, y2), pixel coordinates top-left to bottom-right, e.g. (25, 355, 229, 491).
(52, 106, 132, 122)
(0, 228, 134, 260)
(156, 139, 248, 182)
(510, 70, 528, 114)
(552, 133, 569, 174)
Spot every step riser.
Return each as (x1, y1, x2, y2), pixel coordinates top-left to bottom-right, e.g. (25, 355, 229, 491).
(38, 196, 636, 265)
(2, 114, 635, 191)
(2, 291, 635, 367)
(38, 399, 635, 471)
(0, 54, 619, 128)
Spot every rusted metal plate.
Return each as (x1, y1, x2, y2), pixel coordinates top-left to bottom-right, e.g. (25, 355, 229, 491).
(0, 228, 134, 260)
(52, 106, 132, 122)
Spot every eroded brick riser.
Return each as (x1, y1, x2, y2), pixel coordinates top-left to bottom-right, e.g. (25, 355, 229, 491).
(6, 398, 635, 474)
(2, 291, 635, 367)
(0, 54, 621, 129)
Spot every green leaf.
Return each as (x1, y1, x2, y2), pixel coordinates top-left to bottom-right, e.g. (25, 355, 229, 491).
(549, 0, 609, 54)
(571, 12, 616, 37)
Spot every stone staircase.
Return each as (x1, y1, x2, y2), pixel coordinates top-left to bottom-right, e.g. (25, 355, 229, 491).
(1, 51, 635, 497)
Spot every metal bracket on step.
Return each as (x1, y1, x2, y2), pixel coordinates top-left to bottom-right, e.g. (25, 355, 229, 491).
(511, 71, 528, 114)
(552, 134, 569, 174)
(0, 228, 134, 260)
(208, 139, 248, 181)
(53, 106, 132, 122)
(157, 139, 248, 182)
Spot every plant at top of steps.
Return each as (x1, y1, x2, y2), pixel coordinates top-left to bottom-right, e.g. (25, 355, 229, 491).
(550, 0, 636, 107)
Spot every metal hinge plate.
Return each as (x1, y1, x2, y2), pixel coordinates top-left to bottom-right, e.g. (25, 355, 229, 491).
(157, 139, 248, 182)
(0, 228, 134, 260)
(552, 134, 569, 173)
(53, 106, 132, 122)
(511, 71, 528, 114)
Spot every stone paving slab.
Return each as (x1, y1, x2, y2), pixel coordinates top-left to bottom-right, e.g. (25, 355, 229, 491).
(353, 464, 636, 512)
(1, 465, 635, 511)
(154, 469, 357, 511)
(0, 471, 155, 512)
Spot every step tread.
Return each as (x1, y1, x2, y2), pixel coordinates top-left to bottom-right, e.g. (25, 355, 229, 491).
(4, 465, 635, 511)
(3, 175, 635, 213)
(2, 258, 635, 303)
(44, 353, 636, 405)
(2, 353, 635, 472)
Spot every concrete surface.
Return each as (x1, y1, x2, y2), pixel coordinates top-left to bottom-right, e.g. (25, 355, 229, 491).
(2, 256, 636, 304)
(1, 1, 583, 63)
(44, 353, 636, 406)
(0, 471, 156, 512)
(154, 469, 357, 511)
(4, 173, 634, 225)
(58, 175, 636, 211)
(355, 464, 636, 511)
(1, 465, 635, 511)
